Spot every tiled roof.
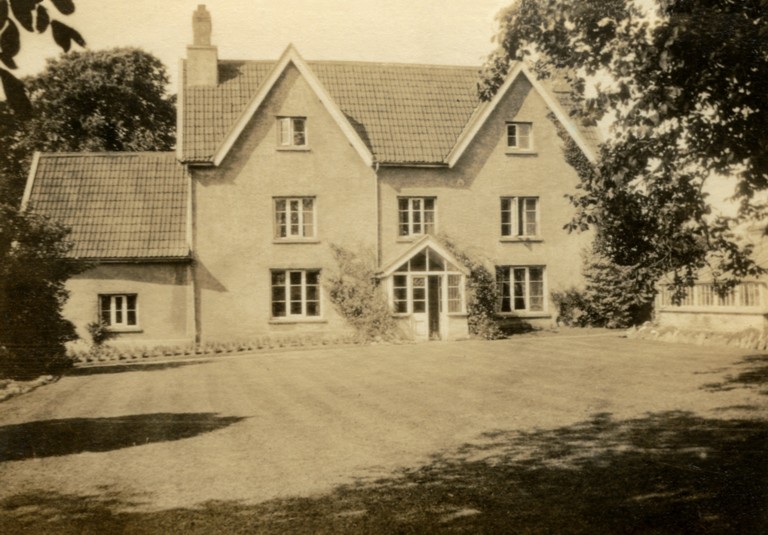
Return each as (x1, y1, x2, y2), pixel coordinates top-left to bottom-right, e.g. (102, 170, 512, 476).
(28, 153, 190, 260)
(182, 60, 483, 164)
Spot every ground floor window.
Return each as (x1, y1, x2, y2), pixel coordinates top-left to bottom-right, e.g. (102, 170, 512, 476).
(99, 294, 138, 327)
(497, 266, 545, 313)
(271, 270, 321, 318)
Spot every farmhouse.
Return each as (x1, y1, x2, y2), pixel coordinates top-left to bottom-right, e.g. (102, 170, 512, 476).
(24, 5, 598, 345)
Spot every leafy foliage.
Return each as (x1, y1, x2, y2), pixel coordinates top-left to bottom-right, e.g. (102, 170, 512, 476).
(1, 48, 176, 203)
(439, 235, 504, 340)
(0, 204, 87, 379)
(483, 0, 768, 293)
(326, 244, 399, 342)
(0, 0, 85, 117)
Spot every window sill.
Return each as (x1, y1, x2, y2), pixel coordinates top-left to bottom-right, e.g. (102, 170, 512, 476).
(105, 326, 143, 333)
(276, 146, 311, 152)
(269, 318, 328, 325)
(500, 237, 543, 243)
(505, 150, 537, 156)
(273, 239, 321, 244)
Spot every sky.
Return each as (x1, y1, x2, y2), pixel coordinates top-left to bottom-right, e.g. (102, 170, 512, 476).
(11, 0, 513, 93)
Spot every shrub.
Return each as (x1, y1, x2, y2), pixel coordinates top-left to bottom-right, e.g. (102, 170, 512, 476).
(0, 205, 88, 379)
(551, 288, 591, 327)
(439, 235, 504, 340)
(326, 244, 399, 342)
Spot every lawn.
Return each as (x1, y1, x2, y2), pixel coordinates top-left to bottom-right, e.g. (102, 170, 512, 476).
(0, 333, 766, 533)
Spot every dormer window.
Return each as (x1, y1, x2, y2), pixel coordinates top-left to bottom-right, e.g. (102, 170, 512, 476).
(278, 117, 307, 147)
(506, 122, 532, 150)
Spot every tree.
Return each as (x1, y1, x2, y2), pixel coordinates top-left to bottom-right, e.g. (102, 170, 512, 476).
(482, 0, 768, 294)
(0, 204, 87, 379)
(1, 0, 85, 117)
(1, 47, 177, 203)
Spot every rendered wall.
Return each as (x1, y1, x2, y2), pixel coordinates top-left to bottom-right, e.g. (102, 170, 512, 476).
(64, 263, 194, 345)
(378, 75, 591, 325)
(192, 64, 377, 341)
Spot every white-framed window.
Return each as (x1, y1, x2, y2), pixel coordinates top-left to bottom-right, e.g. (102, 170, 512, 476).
(501, 197, 539, 238)
(278, 117, 307, 147)
(99, 294, 138, 328)
(506, 122, 532, 150)
(274, 197, 315, 239)
(271, 270, 321, 318)
(398, 197, 436, 237)
(497, 266, 545, 313)
(447, 274, 463, 313)
(393, 274, 408, 314)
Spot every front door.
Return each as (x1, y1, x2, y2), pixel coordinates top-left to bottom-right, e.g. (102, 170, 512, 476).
(428, 275, 441, 340)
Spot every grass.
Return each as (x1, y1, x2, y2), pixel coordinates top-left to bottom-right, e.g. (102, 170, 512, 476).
(0, 335, 766, 533)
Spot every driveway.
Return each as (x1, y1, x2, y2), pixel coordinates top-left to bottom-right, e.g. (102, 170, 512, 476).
(0, 334, 766, 533)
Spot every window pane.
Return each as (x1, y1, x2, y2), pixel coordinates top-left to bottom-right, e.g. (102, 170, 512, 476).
(398, 199, 409, 236)
(507, 124, 517, 147)
(290, 300, 303, 315)
(448, 274, 462, 313)
(410, 251, 427, 271)
(293, 118, 306, 145)
(114, 296, 123, 324)
(306, 271, 319, 285)
(302, 199, 314, 237)
(427, 248, 444, 271)
(518, 124, 531, 149)
(501, 198, 512, 236)
(306, 285, 318, 301)
(272, 271, 286, 286)
(127, 310, 137, 326)
(306, 301, 319, 316)
(394, 275, 407, 287)
(513, 268, 526, 310)
(272, 302, 286, 317)
(100, 295, 111, 324)
(529, 268, 544, 311)
(279, 118, 290, 145)
(272, 284, 285, 302)
(521, 198, 537, 236)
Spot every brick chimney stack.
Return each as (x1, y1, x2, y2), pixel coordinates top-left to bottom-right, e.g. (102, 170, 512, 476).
(186, 5, 218, 86)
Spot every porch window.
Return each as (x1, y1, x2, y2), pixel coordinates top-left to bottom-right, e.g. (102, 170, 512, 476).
(99, 294, 138, 328)
(393, 275, 408, 314)
(398, 197, 436, 236)
(447, 274, 463, 313)
(271, 270, 320, 318)
(501, 197, 539, 238)
(274, 197, 315, 239)
(497, 266, 545, 313)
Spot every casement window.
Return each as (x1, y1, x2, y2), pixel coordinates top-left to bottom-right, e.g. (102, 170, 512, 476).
(506, 122, 532, 150)
(278, 117, 307, 147)
(99, 294, 138, 328)
(447, 274, 463, 313)
(501, 197, 539, 238)
(398, 197, 436, 236)
(271, 270, 321, 318)
(497, 266, 545, 313)
(274, 197, 315, 239)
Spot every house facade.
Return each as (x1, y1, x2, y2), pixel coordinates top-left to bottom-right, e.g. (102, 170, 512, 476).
(24, 6, 598, 346)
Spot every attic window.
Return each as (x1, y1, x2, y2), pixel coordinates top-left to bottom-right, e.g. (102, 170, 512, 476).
(278, 117, 307, 147)
(506, 122, 532, 150)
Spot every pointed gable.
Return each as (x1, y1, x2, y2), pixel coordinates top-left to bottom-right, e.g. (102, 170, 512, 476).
(179, 49, 600, 167)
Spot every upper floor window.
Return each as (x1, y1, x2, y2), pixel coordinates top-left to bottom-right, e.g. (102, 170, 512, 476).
(271, 270, 321, 319)
(274, 197, 315, 239)
(99, 294, 138, 328)
(506, 122, 532, 150)
(497, 266, 545, 313)
(398, 197, 436, 237)
(278, 117, 307, 147)
(501, 197, 539, 238)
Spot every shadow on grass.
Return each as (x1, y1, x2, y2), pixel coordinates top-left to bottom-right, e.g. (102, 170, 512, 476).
(67, 360, 210, 377)
(0, 413, 244, 462)
(703, 354, 768, 396)
(1, 411, 765, 534)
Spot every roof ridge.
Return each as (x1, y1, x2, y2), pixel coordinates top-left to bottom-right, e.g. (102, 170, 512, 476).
(217, 58, 482, 70)
(38, 151, 178, 158)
